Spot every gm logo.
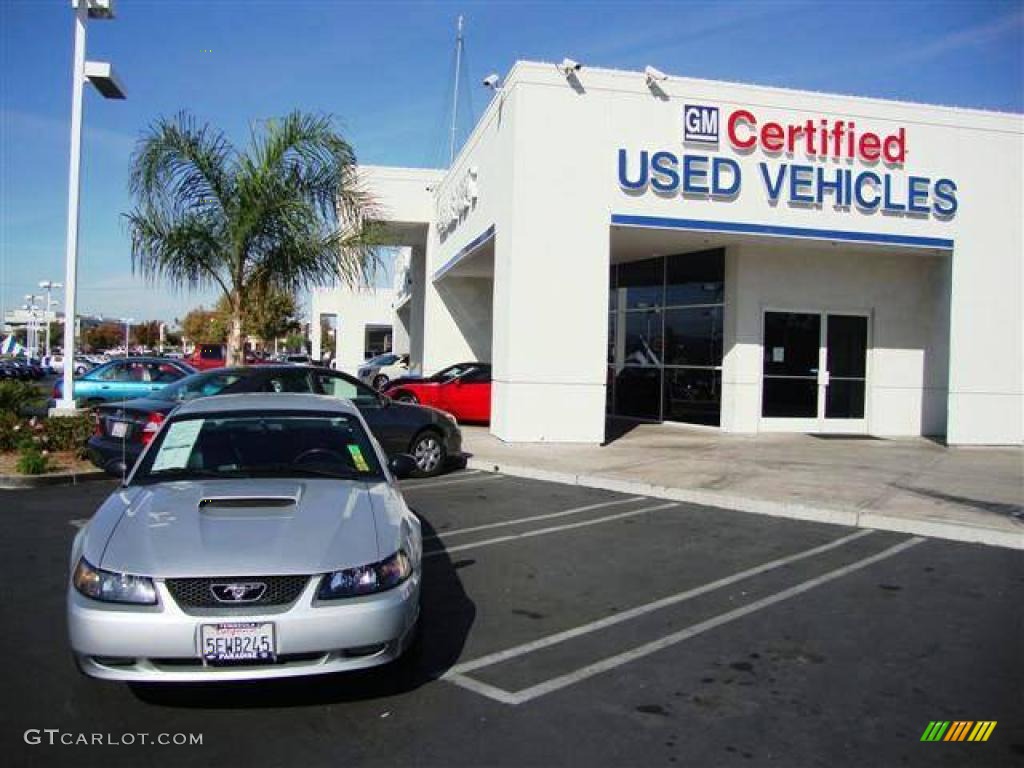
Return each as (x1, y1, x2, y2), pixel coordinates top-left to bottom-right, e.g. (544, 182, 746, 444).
(684, 104, 719, 144)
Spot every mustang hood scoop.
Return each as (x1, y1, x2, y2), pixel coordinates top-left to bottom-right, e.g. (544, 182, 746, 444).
(198, 495, 298, 516)
(99, 478, 381, 577)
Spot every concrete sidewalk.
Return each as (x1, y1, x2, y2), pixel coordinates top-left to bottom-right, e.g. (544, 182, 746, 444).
(461, 422, 1023, 550)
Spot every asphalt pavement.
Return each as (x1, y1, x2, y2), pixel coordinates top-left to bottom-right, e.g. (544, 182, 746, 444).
(1, 471, 1021, 767)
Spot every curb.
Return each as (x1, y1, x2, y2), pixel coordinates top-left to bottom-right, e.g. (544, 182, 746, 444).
(0, 469, 110, 490)
(466, 458, 1024, 551)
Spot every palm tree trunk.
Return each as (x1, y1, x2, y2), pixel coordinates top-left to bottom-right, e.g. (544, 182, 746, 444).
(228, 295, 244, 366)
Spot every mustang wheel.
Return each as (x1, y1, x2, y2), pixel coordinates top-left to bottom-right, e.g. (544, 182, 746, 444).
(395, 391, 418, 404)
(410, 431, 445, 477)
(372, 374, 390, 390)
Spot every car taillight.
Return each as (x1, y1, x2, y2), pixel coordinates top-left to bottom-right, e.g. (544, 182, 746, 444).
(92, 411, 103, 437)
(52, 382, 61, 400)
(141, 412, 165, 445)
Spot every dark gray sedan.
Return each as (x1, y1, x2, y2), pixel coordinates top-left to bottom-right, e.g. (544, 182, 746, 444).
(87, 366, 463, 478)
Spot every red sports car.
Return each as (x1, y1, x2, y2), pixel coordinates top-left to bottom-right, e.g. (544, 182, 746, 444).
(383, 362, 491, 423)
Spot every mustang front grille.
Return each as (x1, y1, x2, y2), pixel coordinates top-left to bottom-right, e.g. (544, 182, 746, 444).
(165, 575, 310, 609)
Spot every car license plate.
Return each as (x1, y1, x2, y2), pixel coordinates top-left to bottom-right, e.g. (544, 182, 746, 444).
(200, 622, 275, 663)
(110, 421, 128, 438)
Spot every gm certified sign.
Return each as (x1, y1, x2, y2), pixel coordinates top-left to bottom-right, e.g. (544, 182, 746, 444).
(684, 105, 719, 144)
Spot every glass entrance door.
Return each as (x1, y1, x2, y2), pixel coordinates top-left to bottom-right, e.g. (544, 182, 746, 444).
(824, 315, 868, 420)
(761, 311, 869, 432)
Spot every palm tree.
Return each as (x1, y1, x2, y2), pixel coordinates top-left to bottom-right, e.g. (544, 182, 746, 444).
(126, 111, 378, 365)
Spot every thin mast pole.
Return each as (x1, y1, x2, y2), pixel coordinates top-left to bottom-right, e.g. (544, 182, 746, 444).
(448, 15, 464, 166)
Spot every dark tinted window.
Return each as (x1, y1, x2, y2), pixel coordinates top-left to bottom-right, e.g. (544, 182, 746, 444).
(617, 258, 663, 309)
(460, 366, 491, 383)
(665, 249, 725, 306)
(260, 369, 312, 393)
(154, 372, 248, 402)
(313, 372, 380, 407)
(663, 307, 723, 367)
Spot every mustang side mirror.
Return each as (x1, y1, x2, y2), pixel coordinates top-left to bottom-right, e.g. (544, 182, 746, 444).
(388, 454, 417, 479)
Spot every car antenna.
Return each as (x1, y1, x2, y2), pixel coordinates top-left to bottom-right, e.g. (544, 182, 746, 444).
(120, 391, 128, 486)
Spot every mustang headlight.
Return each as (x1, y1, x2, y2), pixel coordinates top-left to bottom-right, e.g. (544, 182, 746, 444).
(317, 550, 412, 600)
(72, 558, 157, 605)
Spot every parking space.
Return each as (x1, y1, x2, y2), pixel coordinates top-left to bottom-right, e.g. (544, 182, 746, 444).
(1, 472, 1021, 767)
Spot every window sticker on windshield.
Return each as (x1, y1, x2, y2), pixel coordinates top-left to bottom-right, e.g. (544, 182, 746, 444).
(151, 419, 203, 472)
(347, 444, 370, 472)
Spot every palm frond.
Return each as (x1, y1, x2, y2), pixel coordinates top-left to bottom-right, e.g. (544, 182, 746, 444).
(124, 206, 232, 298)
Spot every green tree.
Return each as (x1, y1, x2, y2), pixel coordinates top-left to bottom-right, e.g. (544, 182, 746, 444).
(126, 111, 378, 365)
(181, 307, 228, 346)
(82, 322, 122, 352)
(133, 320, 161, 348)
(214, 287, 300, 350)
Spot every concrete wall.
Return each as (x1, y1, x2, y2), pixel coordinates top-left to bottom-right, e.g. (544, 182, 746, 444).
(309, 286, 395, 374)
(722, 243, 950, 436)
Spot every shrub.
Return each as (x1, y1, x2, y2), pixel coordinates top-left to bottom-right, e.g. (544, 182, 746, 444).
(0, 412, 21, 451)
(0, 381, 42, 415)
(16, 446, 50, 475)
(42, 414, 94, 454)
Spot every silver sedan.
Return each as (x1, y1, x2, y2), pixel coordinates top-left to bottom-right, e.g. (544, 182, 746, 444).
(67, 393, 422, 682)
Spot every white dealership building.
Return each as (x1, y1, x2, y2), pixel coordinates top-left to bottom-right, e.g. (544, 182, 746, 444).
(358, 61, 1022, 446)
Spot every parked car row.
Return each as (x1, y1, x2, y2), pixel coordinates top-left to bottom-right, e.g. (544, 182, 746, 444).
(52, 356, 197, 405)
(1, 358, 47, 380)
(86, 364, 464, 479)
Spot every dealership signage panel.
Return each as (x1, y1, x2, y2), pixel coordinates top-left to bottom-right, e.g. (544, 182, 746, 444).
(619, 104, 958, 217)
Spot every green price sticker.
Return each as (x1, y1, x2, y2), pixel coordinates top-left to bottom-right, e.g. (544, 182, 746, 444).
(347, 444, 370, 472)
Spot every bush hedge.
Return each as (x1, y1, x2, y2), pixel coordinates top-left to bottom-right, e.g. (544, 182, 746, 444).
(0, 414, 94, 458)
(0, 381, 42, 415)
(16, 446, 50, 475)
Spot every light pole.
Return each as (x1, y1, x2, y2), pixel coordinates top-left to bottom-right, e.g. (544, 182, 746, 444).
(57, 0, 126, 412)
(121, 318, 134, 356)
(39, 281, 62, 357)
(24, 295, 40, 357)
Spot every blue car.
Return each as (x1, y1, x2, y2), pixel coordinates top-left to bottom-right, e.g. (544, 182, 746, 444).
(52, 357, 196, 406)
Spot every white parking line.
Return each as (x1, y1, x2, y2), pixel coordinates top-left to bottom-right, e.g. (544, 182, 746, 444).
(401, 472, 501, 491)
(444, 535, 925, 705)
(424, 502, 678, 559)
(447, 528, 875, 675)
(425, 497, 647, 541)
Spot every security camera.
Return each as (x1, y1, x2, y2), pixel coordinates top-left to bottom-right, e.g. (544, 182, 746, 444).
(644, 65, 668, 83)
(482, 73, 501, 90)
(558, 58, 582, 75)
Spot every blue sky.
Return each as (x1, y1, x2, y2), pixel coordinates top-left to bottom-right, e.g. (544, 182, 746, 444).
(1, 0, 1022, 323)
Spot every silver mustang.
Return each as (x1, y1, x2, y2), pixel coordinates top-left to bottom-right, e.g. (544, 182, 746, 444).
(67, 393, 422, 682)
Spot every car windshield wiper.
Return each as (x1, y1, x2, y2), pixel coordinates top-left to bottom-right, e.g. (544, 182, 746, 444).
(238, 463, 372, 481)
(138, 467, 233, 483)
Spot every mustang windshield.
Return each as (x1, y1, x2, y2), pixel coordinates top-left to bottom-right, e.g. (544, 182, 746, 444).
(132, 411, 383, 484)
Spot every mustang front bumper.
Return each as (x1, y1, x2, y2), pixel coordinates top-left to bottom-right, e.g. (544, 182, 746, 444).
(68, 572, 420, 682)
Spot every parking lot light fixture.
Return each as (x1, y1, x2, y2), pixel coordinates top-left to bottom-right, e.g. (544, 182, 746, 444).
(39, 281, 62, 357)
(83, 61, 126, 100)
(121, 318, 134, 356)
(57, 0, 124, 412)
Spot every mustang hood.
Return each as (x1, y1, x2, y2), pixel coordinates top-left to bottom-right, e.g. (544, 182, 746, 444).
(98, 479, 383, 578)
